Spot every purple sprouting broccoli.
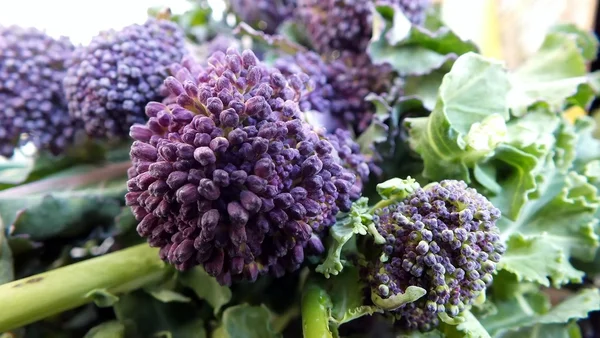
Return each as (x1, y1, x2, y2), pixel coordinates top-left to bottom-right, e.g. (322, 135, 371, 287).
(228, 0, 296, 34)
(0, 25, 78, 157)
(63, 18, 187, 139)
(363, 180, 505, 331)
(126, 48, 360, 286)
(325, 128, 380, 198)
(275, 51, 394, 133)
(297, 0, 430, 55)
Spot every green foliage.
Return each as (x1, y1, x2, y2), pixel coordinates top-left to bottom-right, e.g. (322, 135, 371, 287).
(113, 291, 207, 338)
(213, 304, 280, 338)
(0, 171, 126, 241)
(369, 4, 477, 76)
(404, 52, 510, 183)
(179, 266, 232, 315)
(84, 321, 126, 338)
(479, 288, 600, 337)
(508, 31, 600, 116)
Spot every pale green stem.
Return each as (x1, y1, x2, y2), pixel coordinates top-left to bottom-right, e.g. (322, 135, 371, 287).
(301, 282, 333, 338)
(0, 244, 170, 333)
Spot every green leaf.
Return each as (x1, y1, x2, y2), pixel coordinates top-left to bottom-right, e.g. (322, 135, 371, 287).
(0, 169, 127, 241)
(480, 108, 563, 220)
(573, 116, 600, 169)
(114, 291, 206, 338)
(442, 311, 491, 338)
(179, 266, 232, 315)
(369, 4, 477, 76)
(316, 198, 381, 278)
(371, 285, 426, 311)
(480, 292, 550, 336)
(146, 289, 191, 304)
(0, 219, 14, 284)
(549, 24, 599, 61)
(84, 321, 126, 338)
(496, 170, 599, 286)
(0, 153, 34, 185)
(481, 289, 600, 337)
(233, 22, 307, 55)
(85, 289, 120, 307)
(213, 304, 280, 338)
(498, 235, 583, 287)
(508, 32, 594, 116)
(357, 94, 391, 160)
(402, 61, 452, 111)
(536, 288, 600, 324)
(323, 267, 382, 327)
(376, 176, 421, 201)
(404, 52, 510, 182)
(499, 321, 582, 338)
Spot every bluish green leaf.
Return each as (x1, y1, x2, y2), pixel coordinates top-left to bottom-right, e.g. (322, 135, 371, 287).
(508, 32, 594, 116)
(404, 52, 510, 182)
(480, 289, 600, 337)
(496, 170, 599, 286)
(357, 94, 391, 159)
(146, 288, 191, 304)
(573, 116, 600, 169)
(234, 22, 307, 55)
(85, 289, 120, 307)
(549, 24, 599, 61)
(0, 163, 128, 241)
(498, 235, 583, 287)
(84, 321, 126, 338)
(213, 304, 280, 338)
(179, 266, 232, 315)
(0, 153, 34, 185)
(114, 291, 206, 338)
(368, 4, 477, 76)
(402, 61, 453, 111)
(498, 321, 582, 338)
(0, 219, 14, 284)
(484, 144, 539, 220)
(442, 311, 491, 338)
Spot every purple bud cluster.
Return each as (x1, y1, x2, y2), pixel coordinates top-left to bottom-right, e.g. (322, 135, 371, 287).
(0, 25, 78, 157)
(63, 18, 187, 139)
(275, 51, 393, 132)
(297, 0, 430, 55)
(126, 48, 359, 285)
(325, 128, 380, 197)
(364, 180, 505, 331)
(229, 0, 296, 34)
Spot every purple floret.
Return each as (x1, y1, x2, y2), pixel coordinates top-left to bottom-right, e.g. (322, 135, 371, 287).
(275, 51, 394, 133)
(229, 0, 296, 34)
(63, 18, 188, 139)
(0, 25, 78, 157)
(126, 48, 360, 285)
(297, 0, 430, 55)
(363, 180, 505, 331)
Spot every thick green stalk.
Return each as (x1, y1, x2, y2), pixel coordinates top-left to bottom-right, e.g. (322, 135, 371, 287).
(301, 282, 333, 338)
(0, 244, 170, 333)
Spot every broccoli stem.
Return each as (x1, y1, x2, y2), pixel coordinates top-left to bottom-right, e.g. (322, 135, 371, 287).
(0, 244, 171, 333)
(301, 282, 334, 338)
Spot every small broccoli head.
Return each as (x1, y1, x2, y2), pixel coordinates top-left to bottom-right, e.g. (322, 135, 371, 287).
(0, 25, 78, 157)
(297, 0, 430, 55)
(229, 0, 296, 34)
(63, 18, 187, 139)
(363, 180, 505, 331)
